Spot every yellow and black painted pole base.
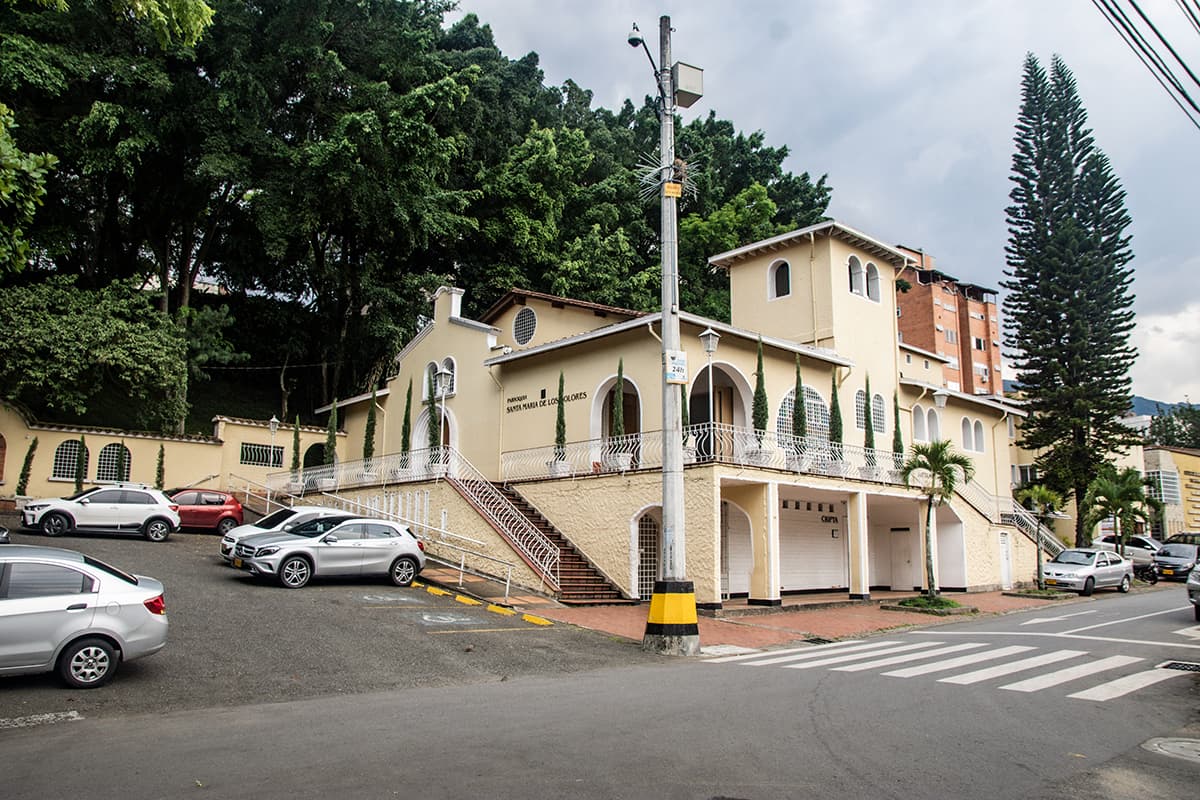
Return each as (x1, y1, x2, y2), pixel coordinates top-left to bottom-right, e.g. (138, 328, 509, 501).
(642, 580, 701, 656)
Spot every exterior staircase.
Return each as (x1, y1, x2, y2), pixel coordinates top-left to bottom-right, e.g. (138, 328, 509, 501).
(493, 484, 633, 605)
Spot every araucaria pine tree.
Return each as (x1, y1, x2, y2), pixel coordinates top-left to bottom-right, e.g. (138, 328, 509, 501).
(1002, 53, 1139, 546)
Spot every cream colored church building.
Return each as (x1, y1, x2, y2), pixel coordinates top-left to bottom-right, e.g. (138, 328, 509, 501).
(302, 220, 1046, 608)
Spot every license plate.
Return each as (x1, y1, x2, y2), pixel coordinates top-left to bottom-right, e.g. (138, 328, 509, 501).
(233, 558, 243, 568)
(1163, 569, 1174, 575)
(1045, 579, 1057, 585)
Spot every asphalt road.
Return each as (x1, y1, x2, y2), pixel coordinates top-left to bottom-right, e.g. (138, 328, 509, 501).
(3, 530, 1198, 799)
(0, 527, 658, 721)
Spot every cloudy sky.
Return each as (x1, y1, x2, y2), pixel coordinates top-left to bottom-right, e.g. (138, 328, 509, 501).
(455, 0, 1200, 405)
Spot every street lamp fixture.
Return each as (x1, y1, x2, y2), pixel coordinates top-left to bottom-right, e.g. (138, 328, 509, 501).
(932, 389, 950, 409)
(434, 366, 452, 455)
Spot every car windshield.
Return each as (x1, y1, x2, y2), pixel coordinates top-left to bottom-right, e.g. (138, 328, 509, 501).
(252, 508, 297, 529)
(1159, 544, 1198, 558)
(83, 555, 138, 585)
(1052, 551, 1094, 565)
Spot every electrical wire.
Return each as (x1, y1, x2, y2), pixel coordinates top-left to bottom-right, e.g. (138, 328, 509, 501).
(1092, 0, 1200, 132)
(1176, 0, 1200, 36)
(1130, 0, 1200, 91)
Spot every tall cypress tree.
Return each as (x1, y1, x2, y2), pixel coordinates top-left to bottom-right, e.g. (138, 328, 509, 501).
(752, 336, 768, 443)
(1002, 53, 1139, 546)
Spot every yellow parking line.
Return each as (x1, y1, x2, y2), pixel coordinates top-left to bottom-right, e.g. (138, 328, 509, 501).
(426, 586, 450, 596)
(521, 614, 553, 626)
(428, 627, 545, 634)
(487, 604, 517, 616)
(455, 595, 483, 606)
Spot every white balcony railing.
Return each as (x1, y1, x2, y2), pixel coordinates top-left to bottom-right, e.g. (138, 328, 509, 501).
(501, 422, 910, 485)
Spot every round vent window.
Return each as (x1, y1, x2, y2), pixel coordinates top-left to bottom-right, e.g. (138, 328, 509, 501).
(513, 306, 537, 345)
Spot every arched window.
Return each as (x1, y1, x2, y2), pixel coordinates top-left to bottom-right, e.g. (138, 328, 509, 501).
(441, 357, 456, 396)
(97, 443, 131, 482)
(802, 386, 830, 442)
(848, 256, 864, 295)
(513, 306, 537, 345)
(52, 440, 89, 480)
(974, 420, 985, 453)
(961, 417, 974, 451)
(873, 393, 886, 433)
(913, 403, 927, 442)
(927, 408, 941, 441)
(422, 362, 438, 400)
(770, 260, 791, 299)
(866, 263, 880, 302)
(855, 389, 868, 430)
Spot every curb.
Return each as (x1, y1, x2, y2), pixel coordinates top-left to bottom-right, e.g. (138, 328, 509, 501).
(879, 604, 978, 616)
(411, 580, 553, 628)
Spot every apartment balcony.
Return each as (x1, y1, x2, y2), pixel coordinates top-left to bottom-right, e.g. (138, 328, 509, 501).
(501, 422, 909, 485)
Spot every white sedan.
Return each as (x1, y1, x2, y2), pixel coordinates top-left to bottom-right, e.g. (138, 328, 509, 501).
(1042, 548, 1132, 596)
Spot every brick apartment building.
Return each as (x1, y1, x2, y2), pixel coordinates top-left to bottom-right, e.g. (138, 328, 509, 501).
(894, 247, 1003, 396)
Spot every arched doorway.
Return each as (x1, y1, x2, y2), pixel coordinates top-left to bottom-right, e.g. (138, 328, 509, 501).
(688, 363, 750, 460)
(303, 444, 326, 469)
(637, 510, 661, 600)
(592, 373, 641, 469)
(720, 501, 753, 598)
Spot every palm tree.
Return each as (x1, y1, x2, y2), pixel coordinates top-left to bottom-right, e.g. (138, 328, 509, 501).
(1081, 467, 1161, 553)
(901, 440, 975, 599)
(1016, 483, 1064, 590)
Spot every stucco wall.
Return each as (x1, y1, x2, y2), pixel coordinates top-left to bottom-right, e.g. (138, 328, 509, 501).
(516, 468, 721, 603)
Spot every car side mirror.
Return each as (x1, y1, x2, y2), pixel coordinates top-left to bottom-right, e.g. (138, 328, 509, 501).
(79, 498, 90, 506)
(322, 534, 339, 544)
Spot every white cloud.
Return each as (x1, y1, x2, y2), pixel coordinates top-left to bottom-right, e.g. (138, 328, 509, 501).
(1131, 304, 1200, 404)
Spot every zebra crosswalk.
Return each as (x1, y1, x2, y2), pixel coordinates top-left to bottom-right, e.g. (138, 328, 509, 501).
(705, 638, 1189, 701)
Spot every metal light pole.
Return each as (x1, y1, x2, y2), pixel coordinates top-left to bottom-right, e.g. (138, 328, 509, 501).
(700, 327, 720, 459)
(268, 415, 280, 468)
(630, 16, 702, 656)
(435, 367, 451, 452)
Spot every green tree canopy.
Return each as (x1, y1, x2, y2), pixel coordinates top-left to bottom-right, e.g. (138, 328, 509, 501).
(0, 276, 188, 428)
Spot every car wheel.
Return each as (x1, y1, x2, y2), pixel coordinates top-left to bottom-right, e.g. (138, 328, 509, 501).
(1118, 575, 1131, 593)
(278, 556, 311, 588)
(1081, 576, 1095, 597)
(142, 518, 172, 542)
(41, 512, 71, 537)
(58, 637, 118, 689)
(390, 556, 419, 587)
(217, 517, 238, 536)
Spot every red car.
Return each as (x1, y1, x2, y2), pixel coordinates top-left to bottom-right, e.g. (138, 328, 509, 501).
(169, 490, 244, 535)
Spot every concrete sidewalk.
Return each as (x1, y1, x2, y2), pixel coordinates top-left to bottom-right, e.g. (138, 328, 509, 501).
(420, 563, 1096, 652)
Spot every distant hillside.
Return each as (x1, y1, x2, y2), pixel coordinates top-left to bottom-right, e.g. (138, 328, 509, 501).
(1001, 380, 1180, 416)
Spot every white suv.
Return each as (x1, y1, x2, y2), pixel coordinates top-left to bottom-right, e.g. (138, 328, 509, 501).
(22, 484, 181, 542)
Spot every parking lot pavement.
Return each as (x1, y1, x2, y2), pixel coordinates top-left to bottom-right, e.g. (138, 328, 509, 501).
(0, 529, 659, 723)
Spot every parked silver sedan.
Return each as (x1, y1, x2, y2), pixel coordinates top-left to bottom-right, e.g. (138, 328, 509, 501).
(1043, 548, 1132, 596)
(232, 518, 426, 589)
(0, 545, 168, 688)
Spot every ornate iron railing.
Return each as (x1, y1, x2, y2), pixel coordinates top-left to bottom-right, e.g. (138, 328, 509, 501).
(501, 422, 909, 484)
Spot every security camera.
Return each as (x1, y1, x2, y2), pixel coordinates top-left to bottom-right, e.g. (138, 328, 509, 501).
(627, 23, 642, 48)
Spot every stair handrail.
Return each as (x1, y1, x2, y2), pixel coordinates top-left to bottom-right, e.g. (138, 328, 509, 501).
(443, 447, 561, 590)
(1004, 499, 1067, 557)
